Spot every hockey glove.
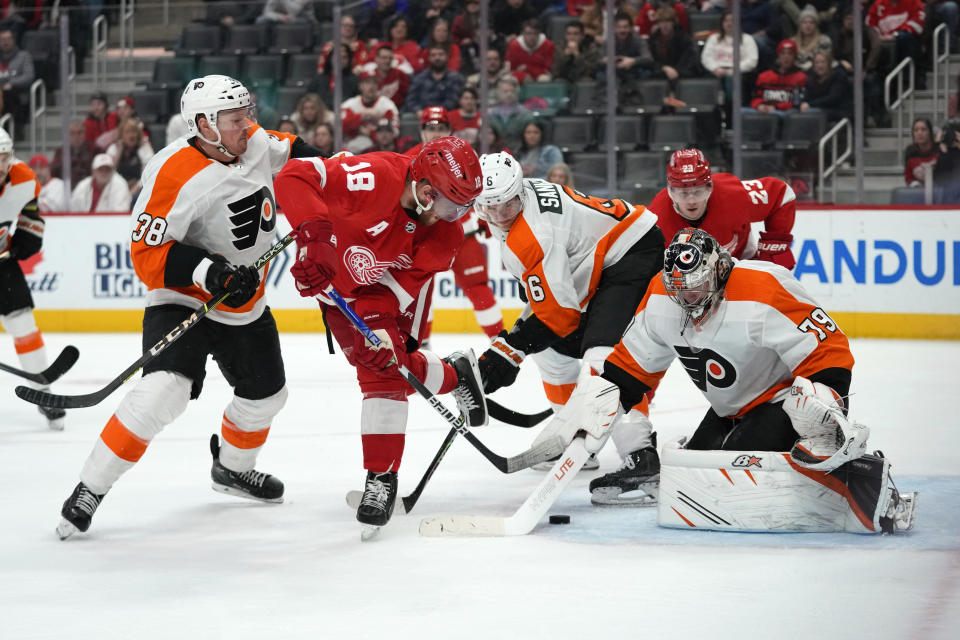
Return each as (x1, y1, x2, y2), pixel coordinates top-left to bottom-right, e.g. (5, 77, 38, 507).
(755, 231, 796, 270)
(206, 257, 261, 308)
(478, 331, 525, 393)
(290, 218, 338, 298)
(9, 215, 45, 261)
(351, 314, 399, 372)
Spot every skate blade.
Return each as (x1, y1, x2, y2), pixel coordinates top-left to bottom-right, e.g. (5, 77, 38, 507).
(211, 483, 284, 504)
(56, 518, 79, 540)
(360, 524, 382, 541)
(896, 491, 918, 531)
(590, 485, 659, 507)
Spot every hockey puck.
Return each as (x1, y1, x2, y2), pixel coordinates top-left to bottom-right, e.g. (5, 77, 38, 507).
(549, 514, 571, 525)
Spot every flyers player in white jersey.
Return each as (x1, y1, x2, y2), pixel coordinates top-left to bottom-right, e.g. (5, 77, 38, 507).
(57, 75, 327, 540)
(473, 151, 665, 497)
(647, 148, 798, 270)
(0, 128, 67, 430)
(590, 228, 916, 532)
(274, 136, 488, 531)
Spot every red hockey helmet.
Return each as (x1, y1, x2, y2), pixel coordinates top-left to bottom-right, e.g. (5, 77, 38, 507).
(420, 105, 450, 127)
(666, 148, 712, 188)
(409, 136, 482, 221)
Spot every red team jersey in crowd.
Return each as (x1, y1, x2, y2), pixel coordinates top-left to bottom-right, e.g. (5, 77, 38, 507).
(646, 173, 796, 260)
(275, 152, 463, 339)
(750, 68, 808, 110)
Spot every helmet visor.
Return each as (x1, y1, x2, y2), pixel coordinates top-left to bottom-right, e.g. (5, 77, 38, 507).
(668, 185, 711, 203)
(429, 188, 475, 222)
(216, 106, 256, 132)
(478, 196, 522, 227)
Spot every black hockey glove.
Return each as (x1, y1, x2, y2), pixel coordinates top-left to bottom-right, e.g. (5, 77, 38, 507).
(9, 215, 45, 261)
(478, 331, 525, 394)
(206, 256, 261, 309)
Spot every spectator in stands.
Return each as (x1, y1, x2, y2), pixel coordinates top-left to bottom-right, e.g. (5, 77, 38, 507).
(420, 17, 462, 71)
(483, 125, 512, 154)
(0, 28, 34, 124)
(546, 161, 575, 188)
(450, 86, 481, 145)
(317, 14, 368, 73)
(290, 92, 333, 145)
(360, 43, 413, 108)
(52, 119, 96, 188)
(489, 75, 532, 150)
(933, 120, 960, 201)
(370, 118, 402, 151)
(95, 96, 137, 151)
(516, 121, 563, 179)
(70, 154, 132, 213)
(504, 19, 555, 84)
(412, 0, 459, 42)
(0, 1, 43, 40)
(342, 71, 400, 153)
(257, 0, 317, 26)
(950, 72, 960, 118)
(404, 44, 465, 114)
(866, 0, 926, 86)
(312, 122, 337, 156)
(105, 119, 155, 198)
(552, 20, 602, 83)
(204, 0, 263, 30)
(927, 0, 959, 51)
(452, 0, 482, 75)
(29, 154, 66, 213)
(747, 39, 807, 117)
(790, 4, 832, 71)
(648, 7, 702, 89)
(493, 0, 538, 43)
(84, 92, 117, 147)
(357, 0, 399, 44)
(636, 1, 689, 37)
(742, 0, 782, 70)
(800, 50, 851, 124)
(567, 0, 593, 17)
(904, 117, 939, 185)
(385, 14, 423, 72)
(581, 0, 637, 43)
(467, 48, 512, 98)
(702, 10, 760, 107)
(276, 118, 298, 134)
(314, 43, 360, 108)
(831, 5, 886, 127)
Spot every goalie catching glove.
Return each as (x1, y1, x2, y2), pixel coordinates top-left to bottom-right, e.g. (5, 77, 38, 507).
(781, 375, 868, 471)
(530, 367, 621, 455)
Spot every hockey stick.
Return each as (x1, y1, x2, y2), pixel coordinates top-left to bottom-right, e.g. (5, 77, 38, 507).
(15, 232, 297, 410)
(0, 345, 79, 385)
(487, 399, 553, 428)
(418, 436, 591, 537)
(325, 286, 564, 473)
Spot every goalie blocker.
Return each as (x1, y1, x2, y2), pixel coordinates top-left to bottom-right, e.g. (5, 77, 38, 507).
(657, 437, 917, 534)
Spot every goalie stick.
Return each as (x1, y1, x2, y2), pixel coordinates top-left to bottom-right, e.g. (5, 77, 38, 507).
(419, 436, 591, 537)
(0, 345, 79, 385)
(326, 286, 563, 473)
(14, 232, 297, 410)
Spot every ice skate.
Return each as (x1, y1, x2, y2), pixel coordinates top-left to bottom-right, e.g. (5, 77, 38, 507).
(209, 435, 284, 503)
(444, 349, 488, 427)
(589, 446, 660, 506)
(57, 482, 105, 540)
(357, 470, 397, 541)
(38, 404, 65, 431)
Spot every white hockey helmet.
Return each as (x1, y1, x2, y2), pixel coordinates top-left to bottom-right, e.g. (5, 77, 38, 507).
(180, 75, 251, 154)
(477, 151, 524, 228)
(0, 127, 13, 155)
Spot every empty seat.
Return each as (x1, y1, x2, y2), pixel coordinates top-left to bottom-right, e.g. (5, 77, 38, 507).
(689, 13, 722, 40)
(519, 81, 571, 113)
(890, 186, 927, 205)
(673, 78, 721, 112)
(776, 111, 827, 150)
(314, 22, 335, 48)
(147, 122, 168, 149)
(21, 28, 59, 61)
(176, 25, 221, 56)
(269, 23, 313, 54)
(549, 115, 595, 152)
(620, 151, 667, 189)
(628, 79, 670, 114)
(222, 24, 266, 55)
(243, 55, 284, 90)
(546, 14, 578, 45)
(149, 56, 196, 90)
(399, 112, 420, 141)
(567, 152, 614, 192)
(731, 112, 779, 149)
(275, 86, 305, 117)
(648, 114, 696, 150)
(285, 54, 320, 87)
(597, 115, 647, 151)
(197, 55, 242, 79)
(129, 89, 169, 124)
(740, 150, 785, 179)
(570, 80, 601, 115)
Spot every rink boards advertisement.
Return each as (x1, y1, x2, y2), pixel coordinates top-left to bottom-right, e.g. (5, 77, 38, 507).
(15, 208, 960, 340)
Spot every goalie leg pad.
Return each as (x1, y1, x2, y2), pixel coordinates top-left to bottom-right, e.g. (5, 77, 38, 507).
(531, 367, 620, 455)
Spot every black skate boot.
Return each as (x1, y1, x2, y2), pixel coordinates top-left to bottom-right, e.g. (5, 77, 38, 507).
(444, 349, 488, 427)
(589, 439, 660, 506)
(209, 435, 284, 503)
(38, 404, 65, 431)
(357, 470, 398, 541)
(58, 482, 105, 540)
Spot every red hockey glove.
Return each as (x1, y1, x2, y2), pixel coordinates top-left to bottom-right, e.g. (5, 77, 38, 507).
(755, 231, 796, 270)
(290, 219, 338, 298)
(351, 313, 400, 372)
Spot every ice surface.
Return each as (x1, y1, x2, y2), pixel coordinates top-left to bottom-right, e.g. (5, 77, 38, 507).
(1, 333, 958, 639)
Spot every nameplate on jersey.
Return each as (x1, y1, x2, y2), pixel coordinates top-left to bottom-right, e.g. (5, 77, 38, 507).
(674, 345, 736, 391)
(227, 186, 277, 250)
(531, 181, 561, 215)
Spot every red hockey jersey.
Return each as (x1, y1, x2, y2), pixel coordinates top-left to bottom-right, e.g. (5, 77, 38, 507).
(751, 67, 807, 110)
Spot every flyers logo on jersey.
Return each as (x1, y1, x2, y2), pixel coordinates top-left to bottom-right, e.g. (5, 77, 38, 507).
(226, 186, 277, 250)
(343, 245, 412, 285)
(674, 346, 736, 392)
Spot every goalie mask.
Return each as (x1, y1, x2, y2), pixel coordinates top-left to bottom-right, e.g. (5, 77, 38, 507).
(661, 228, 733, 329)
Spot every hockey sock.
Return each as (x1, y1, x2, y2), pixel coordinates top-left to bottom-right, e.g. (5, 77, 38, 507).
(217, 387, 288, 472)
(1, 309, 48, 376)
(360, 396, 407, 472)
(464, 284, 503, 337)
(408, 350, 458, 394)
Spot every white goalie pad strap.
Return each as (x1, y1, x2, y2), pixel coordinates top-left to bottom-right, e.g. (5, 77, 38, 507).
(531, 368, 620, 454)
(657, 438, 881, 533)
(360, 396, 408, 435)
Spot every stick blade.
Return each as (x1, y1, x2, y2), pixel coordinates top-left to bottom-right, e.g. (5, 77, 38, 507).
(487, 399, 553, 427)
(419, 516, 507, 537)
(15, 385, 99, 409)
(43, 346, 80, 382)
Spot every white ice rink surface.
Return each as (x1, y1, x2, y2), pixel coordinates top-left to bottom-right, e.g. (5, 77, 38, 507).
(1, 332, 958, 639)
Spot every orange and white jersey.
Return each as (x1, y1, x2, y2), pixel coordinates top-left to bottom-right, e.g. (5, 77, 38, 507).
(496, 179, 658, 338)
(131, 125, 296, 325)
(606, 260, 854, 418)
(0, 160, 41, 253)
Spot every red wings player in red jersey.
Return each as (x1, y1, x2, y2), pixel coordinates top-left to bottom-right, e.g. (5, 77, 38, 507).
(274, 136, 488, 532)
(646, 148, 797, 270)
